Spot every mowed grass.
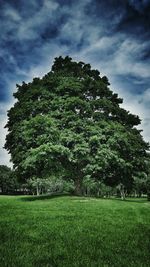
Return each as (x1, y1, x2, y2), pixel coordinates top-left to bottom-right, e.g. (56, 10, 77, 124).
(0, 195, 150, 267)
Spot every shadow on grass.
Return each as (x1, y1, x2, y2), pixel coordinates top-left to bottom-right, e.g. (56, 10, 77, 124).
(106, 197, 148, 204)
(71, 196, 148, 204)
(20, 192, 71, 202)
(20, 193, 148, 203)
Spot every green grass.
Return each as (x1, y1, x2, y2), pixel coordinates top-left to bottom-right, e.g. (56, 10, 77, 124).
(0, 195, 150, 267)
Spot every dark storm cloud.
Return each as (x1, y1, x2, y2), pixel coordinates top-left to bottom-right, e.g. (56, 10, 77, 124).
(128, 0, 150, 13)
(0, 0, 150, 165)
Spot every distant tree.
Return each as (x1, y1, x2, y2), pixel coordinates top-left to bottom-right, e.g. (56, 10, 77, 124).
(146, 157, 150, 200)
(5, 56, 149, 195)
(0, 165, 18, 194)
(133, 172, 147, 197)
(82, 175, 97, 196)
(147, 179, 150, 201)
(27, 176, 74, 195)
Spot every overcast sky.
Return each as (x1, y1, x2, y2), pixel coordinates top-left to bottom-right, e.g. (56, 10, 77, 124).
(0, 0, 150, 167)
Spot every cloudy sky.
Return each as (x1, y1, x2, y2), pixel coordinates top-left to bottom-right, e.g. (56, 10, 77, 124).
(0, 0, 150, 167)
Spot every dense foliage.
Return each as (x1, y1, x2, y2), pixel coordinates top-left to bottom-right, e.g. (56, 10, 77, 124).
(5, 56, 149, 196)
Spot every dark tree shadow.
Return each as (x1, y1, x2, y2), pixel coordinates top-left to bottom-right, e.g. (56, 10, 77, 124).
(20, 193, 148, 203)
(106, 197, 148, 204)
(20, 192, 71, 201)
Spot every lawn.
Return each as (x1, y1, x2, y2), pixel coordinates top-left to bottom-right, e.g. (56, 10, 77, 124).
(0, 195, 150, 267)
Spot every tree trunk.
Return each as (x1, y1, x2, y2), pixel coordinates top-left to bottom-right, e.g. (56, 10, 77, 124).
(134, 190, 137, 198)
(97, 188, 100, 197)
(74, 178, 82, 196)
(120, 189, 126, 200)
(138, 191, 142, 198)
(36, 184, 39, 196)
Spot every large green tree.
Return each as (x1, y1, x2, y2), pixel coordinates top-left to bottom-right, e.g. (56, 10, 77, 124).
(5, 56, 149, 195)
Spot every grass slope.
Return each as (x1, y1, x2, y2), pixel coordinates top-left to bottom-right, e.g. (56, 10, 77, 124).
(0, 195, 150, 267)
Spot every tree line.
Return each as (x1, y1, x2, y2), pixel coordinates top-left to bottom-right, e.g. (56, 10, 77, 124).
(0, 164, 150, 200)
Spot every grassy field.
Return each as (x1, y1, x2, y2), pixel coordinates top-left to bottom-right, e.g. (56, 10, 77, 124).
(0, 195, 150, 267)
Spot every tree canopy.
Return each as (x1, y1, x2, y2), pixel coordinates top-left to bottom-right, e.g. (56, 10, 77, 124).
(5, 56, 149, 195)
